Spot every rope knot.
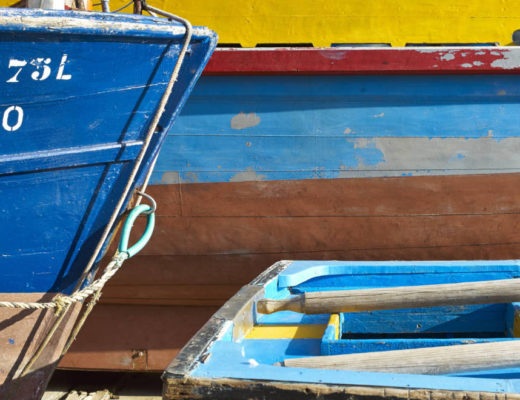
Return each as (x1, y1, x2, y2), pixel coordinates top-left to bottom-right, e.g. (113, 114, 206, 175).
(53, 295, 68, 316)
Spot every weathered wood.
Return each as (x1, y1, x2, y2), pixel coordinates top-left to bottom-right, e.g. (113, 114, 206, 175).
(205, 48, 520, 75)
(257, 278, 520, 314)
(282, 340, 520, 374)
(163, 375, 520, 400)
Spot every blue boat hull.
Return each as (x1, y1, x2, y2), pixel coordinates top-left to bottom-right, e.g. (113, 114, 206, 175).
(0, 8, 216, 399)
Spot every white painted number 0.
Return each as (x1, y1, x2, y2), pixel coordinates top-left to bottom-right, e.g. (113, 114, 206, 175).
(3, 106, 23, 132)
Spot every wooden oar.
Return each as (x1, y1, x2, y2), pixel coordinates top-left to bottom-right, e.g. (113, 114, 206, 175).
(280, 340, 520, 374)
(257, 278, 520, 314)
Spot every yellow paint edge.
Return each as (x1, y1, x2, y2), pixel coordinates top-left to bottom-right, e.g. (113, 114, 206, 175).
(328, 314, 340, 340)
(246, 324, 326, 339)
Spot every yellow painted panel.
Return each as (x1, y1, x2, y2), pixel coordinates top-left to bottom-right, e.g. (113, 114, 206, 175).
(14, 0, 513, 47)
(246, 324, 326, 339)
(3, 1, 518, 46)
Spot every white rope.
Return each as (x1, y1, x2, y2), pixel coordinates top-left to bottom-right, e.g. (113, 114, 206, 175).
(0, 252, 129, 315)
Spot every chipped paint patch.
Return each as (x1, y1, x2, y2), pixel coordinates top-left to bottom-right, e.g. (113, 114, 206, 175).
(183, 172, 200, 183)
(333, 137, 520, 178)
(491, 50, 520, 70)
(448, 153, 466, 162)
(497, 90, 506, 96)
(0, 12, 212, 37)
(319, 50, 348, 60)
(461, 63, 473, 68)
(373, 112, 384, 118)
(344, 128, 352, 134)
(159, 171, 180, 184)
(231, 112, 261, 130)
(7, 338, 14, 345)
(440, 53, 455, 61)
(473, 61, 484, 66)
(370, 137, 520, 171)
(353, 138, 371, 149)
(230, 167, 267, 182)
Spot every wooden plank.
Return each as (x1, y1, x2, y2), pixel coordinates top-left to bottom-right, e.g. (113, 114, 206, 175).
(282, 340, 520, 374)
(205, 48, 520, 75)
(163, 376, 520, 400)
(59, 304, 218, 371)
(146, 173, 520, 218)
(140, 214, 520, 255)
(99, 284, 239, 306)
(257, 278, 520, 314)
(99, 242, 520, 306)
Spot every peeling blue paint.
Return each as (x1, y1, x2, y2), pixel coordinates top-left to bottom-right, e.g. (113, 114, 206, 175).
(449, 153, 466, 162)
(151, 74, 520, 184)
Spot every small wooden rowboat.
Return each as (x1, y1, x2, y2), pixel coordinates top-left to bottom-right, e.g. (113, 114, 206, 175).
(163, 260, 520, 399)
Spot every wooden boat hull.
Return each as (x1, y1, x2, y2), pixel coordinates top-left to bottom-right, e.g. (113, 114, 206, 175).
(61, 47, 520, 371)
(0, 9, 216, 398)
(163, 260, 520, 398)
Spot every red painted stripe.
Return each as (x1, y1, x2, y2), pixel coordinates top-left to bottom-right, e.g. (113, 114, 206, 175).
(204, 48, 520, 75)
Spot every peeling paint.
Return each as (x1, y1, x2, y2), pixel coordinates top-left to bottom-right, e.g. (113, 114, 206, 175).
(7, 339, 14, 345)
(0, 13, 211, 36)
(491, 50, 520, 70)
(344, 128, 352, 134)
(159, 171, 180, 184)
(373, 112, 384, 118)
(473, 61, 484, 66)
(361, 137, 520, 172)
(461, 63, 473, 68)
(319, 50, 348, 60)
(497, 90, 506, 96)
(183, 172, 200, 183)
(88, 119, 102, 130)
(476, 51, 485, 55)
(230, 167, 266, 182)
(231, 112, 261, 130)
(448, 153, 466, 162)
(353, 138, 371, 149)
(440, 53, 455, 61)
